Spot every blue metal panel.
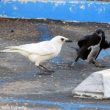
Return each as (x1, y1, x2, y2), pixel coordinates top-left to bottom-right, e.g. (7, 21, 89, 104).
(0, 0, 110, 23)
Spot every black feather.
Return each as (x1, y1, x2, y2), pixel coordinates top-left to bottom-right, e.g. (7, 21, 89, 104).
(75, 29, 110, 62)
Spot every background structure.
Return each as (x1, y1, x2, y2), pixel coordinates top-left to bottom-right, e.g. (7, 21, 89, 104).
(0, 0, 110, 23)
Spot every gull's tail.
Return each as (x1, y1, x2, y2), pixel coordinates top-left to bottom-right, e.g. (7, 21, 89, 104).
(0, 46, 20, 53)
(0, 46, 29, 57)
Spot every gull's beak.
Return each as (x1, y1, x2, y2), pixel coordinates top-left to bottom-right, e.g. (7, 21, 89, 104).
(65, 39, 73, 42)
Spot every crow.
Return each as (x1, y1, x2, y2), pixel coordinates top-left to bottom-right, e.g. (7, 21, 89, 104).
(74, 29, 110, 64)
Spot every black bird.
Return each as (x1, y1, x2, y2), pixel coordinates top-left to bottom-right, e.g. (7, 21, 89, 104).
(74, 29, 110, 63)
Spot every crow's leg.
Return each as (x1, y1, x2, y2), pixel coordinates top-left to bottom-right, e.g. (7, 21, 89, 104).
(71, 49, 80, 67)
(71, 47, 88, 67)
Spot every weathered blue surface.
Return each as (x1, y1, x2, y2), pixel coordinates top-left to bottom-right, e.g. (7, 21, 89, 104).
(0, 0, 110, 23)
(0, 97, 110, 110)
(98, 48, 110, 59)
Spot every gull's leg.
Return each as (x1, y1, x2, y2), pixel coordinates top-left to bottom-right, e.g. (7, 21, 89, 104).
(36, 65, 53, 75)
(37, 66, 44, 71)
(39, 64, 54, 72)
(35, 62, 54, 75)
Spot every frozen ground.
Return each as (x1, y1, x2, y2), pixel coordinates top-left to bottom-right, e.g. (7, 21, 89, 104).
(0, 18, 110, 109)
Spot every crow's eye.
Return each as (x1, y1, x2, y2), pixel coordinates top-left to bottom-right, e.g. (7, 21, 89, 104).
(61, 38, 64, 41)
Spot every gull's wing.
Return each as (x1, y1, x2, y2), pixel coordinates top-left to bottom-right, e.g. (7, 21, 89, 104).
(6, 41, 56, 56)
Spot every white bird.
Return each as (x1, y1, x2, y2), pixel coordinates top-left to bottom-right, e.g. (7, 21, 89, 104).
(1, 35, 72, 75)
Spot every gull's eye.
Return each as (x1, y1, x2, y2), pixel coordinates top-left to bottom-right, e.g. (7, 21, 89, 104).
(61, 38, 64, 41)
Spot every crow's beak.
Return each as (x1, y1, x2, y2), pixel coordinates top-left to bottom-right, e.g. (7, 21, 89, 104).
(65, 39, 73, 42)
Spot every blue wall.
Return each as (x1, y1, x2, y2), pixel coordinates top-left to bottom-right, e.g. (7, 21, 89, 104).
(0, 0, 110, 23)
